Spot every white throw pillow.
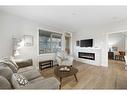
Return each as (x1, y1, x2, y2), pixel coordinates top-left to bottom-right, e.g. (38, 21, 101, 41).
(11, 73, 29, 89)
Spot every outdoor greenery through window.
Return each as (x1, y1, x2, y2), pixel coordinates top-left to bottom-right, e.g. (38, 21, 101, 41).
(39, 30, 62, 54)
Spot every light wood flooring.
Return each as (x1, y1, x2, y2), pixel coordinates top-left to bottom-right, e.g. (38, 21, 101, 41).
(41, 60, 127, 89)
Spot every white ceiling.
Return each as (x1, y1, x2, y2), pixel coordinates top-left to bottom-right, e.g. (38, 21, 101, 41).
(0, 6, 127, 32)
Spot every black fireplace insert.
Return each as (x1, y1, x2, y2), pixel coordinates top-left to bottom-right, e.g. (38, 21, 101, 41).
(78, 52, 95, 60)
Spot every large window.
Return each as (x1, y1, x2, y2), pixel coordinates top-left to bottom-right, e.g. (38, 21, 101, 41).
(39, 30, 62, 54)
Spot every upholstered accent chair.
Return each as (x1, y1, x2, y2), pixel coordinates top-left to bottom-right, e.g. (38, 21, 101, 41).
(55, 50, 73, 66)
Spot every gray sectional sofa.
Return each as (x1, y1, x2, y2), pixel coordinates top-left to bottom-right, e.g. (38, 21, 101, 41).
(0, 58, 60, 89)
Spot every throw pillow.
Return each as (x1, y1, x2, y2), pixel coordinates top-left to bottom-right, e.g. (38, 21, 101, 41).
(10, 57, 19, 69)
(11, 73, 29, 88)
(1, 60, 18, 73)
(2, 57, 18, 69)
(0, 58, 18, 73)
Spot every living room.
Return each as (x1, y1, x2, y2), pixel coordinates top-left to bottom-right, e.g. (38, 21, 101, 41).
(1, 6, 127, 90)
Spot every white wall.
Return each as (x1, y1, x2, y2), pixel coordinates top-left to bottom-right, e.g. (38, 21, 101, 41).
(0, 11, 68, 69)
(108, 33, 126, 51)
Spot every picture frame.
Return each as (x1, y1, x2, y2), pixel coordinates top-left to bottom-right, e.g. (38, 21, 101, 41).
(24, 35, 33, 46)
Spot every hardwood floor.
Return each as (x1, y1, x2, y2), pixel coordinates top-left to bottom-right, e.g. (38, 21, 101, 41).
(41, 60, 127, 89)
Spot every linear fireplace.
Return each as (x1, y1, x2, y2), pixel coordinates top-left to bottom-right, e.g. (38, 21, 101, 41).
(78, 52, 95, 60)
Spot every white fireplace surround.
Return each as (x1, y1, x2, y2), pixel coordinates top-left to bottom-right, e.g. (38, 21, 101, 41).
(74, 47, 101, 66)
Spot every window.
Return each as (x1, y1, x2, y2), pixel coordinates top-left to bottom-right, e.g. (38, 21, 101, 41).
(39, 30, 62, 54)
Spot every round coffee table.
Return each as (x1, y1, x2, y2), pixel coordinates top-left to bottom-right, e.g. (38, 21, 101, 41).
(54, 66, 78, 89)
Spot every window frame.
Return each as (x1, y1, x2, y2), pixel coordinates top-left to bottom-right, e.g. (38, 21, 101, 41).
(38, 29, 62, 55)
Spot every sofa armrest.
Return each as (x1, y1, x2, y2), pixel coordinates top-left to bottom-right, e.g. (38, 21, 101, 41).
(16, 59, 33, 69)
(18, 77, 60, 89)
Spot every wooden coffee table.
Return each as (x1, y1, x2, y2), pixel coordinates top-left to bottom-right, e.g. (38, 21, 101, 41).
(54, 66, 78, 89)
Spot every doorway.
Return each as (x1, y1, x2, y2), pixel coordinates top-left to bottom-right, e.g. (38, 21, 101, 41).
(107, 32, 127, 70)
(65, 36, 71, 55)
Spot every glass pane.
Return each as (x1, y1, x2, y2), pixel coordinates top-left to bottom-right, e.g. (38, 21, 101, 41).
(51, 34, 62, 53)
(39, 30, 51, 54)
(39, 30, 62, 54)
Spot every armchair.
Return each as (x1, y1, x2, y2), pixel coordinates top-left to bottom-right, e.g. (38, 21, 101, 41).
(55, 50, 73, 66)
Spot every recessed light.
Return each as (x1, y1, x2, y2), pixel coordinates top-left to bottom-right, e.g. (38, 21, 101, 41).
(112, 16, 118, 20)
(72, 12, 77, 15)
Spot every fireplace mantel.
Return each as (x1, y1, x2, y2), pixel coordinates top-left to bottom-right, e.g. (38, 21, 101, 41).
(74, 47, 101, 66)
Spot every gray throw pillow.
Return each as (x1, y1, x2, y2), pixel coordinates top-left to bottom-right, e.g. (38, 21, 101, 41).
(11, 73, 29, 89)
(0, 76, 11, 89)
(0, 58, 18, 73)
(2, 61, 18, 73)
(10, 57, 19, 69)
(2, 57, 18, 69)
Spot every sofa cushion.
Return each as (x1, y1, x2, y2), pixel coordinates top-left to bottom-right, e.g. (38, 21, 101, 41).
(0, 64, 13, 83)
(0, 76, 12, 89)
(11, 73, 29, 89)
(18, 67, 42, 81)
(17, 66, 34, 73)
(30, 77, 44, 83)
(0, 58, 18, 73)
(18, 77, 60, 89)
